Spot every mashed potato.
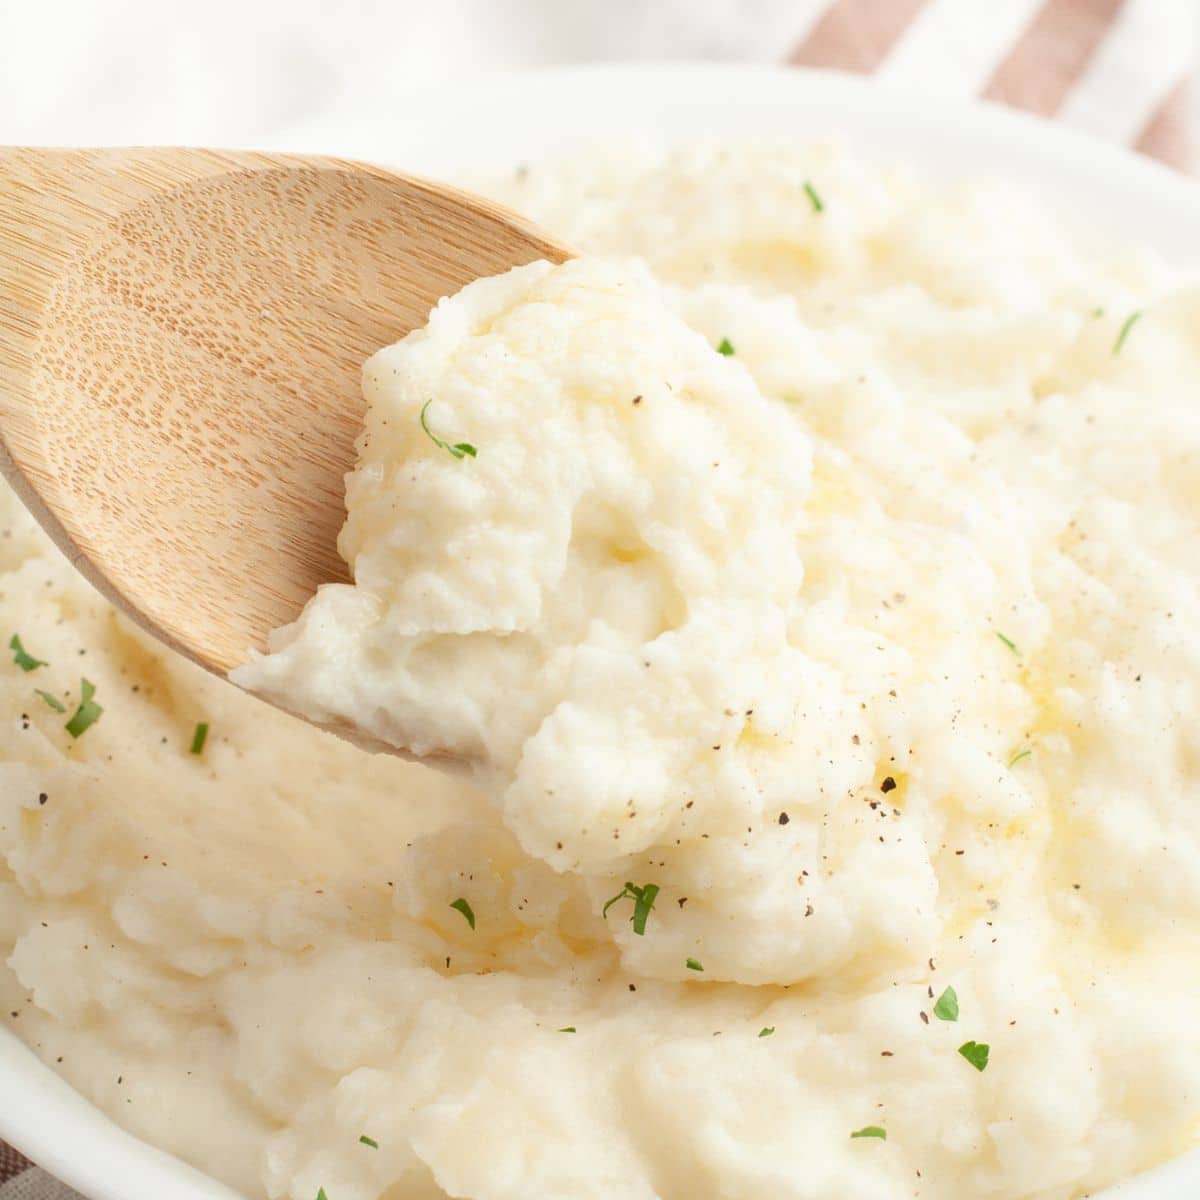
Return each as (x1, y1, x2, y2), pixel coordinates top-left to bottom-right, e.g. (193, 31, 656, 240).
(4, 141, 1200, 1200)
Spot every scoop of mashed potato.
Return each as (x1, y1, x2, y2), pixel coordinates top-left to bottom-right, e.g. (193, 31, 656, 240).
(4, 141, 1200, 1200)
(235, 254, 933, 987)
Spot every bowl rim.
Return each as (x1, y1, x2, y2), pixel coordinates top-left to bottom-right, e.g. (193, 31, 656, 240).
(275, 60, 1200, 261)
(2, 59, 1198, 1200)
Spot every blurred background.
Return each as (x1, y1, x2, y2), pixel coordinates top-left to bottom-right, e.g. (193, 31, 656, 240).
(0, 0, 1196, 171)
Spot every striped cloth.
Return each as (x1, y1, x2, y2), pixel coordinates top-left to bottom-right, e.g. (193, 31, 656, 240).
(789, 0, 1195, 169)
(0, 0, 1194, 1197)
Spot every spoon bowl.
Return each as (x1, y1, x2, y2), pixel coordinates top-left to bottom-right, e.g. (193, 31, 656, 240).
(0, 147, 570, 674)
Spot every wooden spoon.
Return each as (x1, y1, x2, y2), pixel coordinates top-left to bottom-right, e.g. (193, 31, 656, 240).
(0, 147, 571, 676)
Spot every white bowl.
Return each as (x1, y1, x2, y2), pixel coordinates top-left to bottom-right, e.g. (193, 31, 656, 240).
(3, 63, 1198, 1200)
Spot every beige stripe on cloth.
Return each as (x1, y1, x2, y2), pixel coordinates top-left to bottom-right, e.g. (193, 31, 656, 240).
(983, 0, 1125, 114)
(1134, 78, 1194, 168)
(790, 0, 929, 70)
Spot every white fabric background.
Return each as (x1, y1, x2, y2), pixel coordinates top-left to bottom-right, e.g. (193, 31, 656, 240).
(1, 0, 1193, 160)
(0, 0, 833, 145)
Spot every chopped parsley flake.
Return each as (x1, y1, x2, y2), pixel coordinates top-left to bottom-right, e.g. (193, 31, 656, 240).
(716, 337, 736, 356)
(602, 881, 660, 936)
(803, 180, 824, 213)
(1091, 307, 1105, 318)
(557, 1026, 576, 1033)
(35, 689, 65, 713)
(1008, 748, 1032, 768)
(850, 1126, 887, 1140)
(686, 957, 704, 972)
(449, 897, 475, 929)
(758, 1026, 775, 1038)
(994, 630, 1019, 655)
(316, 1191, 328, 1200)
(1113, 310, 1143, 356)
(932, 986, 959, 1022)
(190, 721, 209, 755)
(419, 399, 477, 460)
(359, 1135, 379, 1149)
(9, 635, 46, 672)
(64, 678, 102, 738)
(958, 1040, 990, 1072)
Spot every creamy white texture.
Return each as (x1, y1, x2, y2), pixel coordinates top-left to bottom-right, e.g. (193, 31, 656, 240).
(238, 254, 920, 987)
(4, 142, 1200, 1200)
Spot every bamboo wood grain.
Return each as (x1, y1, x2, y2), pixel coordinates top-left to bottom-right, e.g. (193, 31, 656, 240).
(0, 147, 571, 681)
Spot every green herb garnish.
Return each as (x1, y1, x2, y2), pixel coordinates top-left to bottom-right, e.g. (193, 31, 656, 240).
(65, 678, 102, 738)
(958, 1040, 990, 1072)
(35, 689, 65, 713)
(359, 1135, 378, 1149)
(850, 1126, 887, 1140)
(932, 986, 959, 1022)
(1113, 310, 1143, 356)
(804, 181, 824, 213)
(686, 957, 704, 972)
(716, 338, 735, 356)
(1008, 748, 1032, 768)
(758, 1026, 775, 1038)
(449, 897, 475, 929)
(1090, 307, 1105, 318)
(9, 635, 46, 672)
(316, 1191, 328, 1200)
(557, 1026, 576, 1033)
(190, 721, 209, 755)
(602, 881, 660, 936)
(994, 631, 1019, 655)
(419, 399, 476, 459)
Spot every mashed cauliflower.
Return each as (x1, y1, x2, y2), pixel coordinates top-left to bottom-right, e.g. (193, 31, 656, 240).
(4, 141, 1200, 1200)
